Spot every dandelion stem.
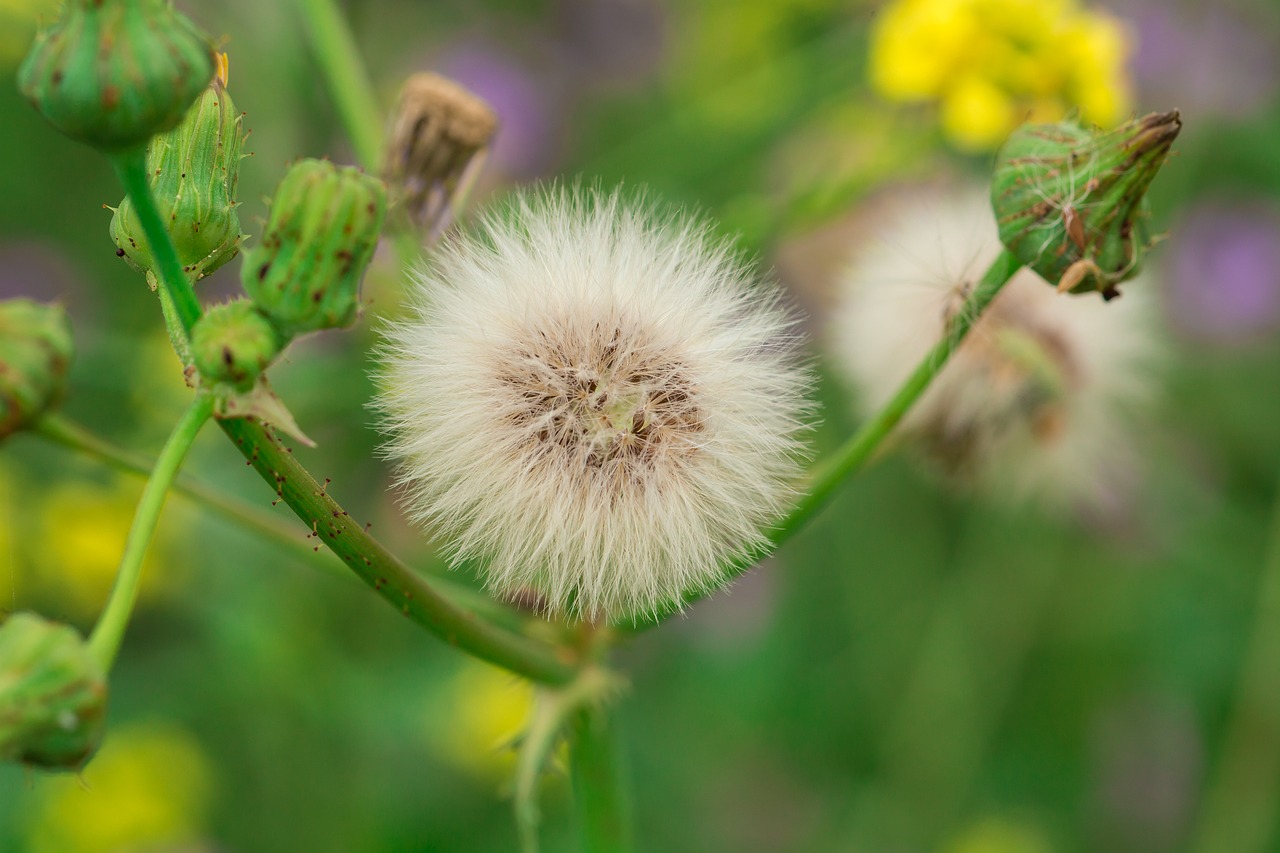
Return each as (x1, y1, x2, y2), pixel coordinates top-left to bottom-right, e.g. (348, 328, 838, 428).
(219, 417, 578, 685)
(294, 0, 383, 171)
(88, 394, 215, 669)
(109, 149, 203, 337)
(571, 703, 634, 853)
(1188, 487, 1280, 853)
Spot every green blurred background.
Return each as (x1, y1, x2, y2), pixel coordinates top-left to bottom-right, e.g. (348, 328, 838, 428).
(3, 0, 1280, 850)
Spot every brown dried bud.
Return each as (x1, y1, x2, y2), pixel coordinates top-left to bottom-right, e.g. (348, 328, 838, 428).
(382, 73, 497, 237)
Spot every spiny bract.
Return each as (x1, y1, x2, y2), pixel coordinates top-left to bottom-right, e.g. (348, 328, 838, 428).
(377, 187, 811, 620)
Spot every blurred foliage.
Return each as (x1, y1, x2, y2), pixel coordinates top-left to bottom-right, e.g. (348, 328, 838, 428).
(1, 0, 1279, 851)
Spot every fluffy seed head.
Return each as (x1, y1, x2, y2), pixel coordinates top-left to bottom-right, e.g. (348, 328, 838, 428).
(377, 188, 811, 620)
(829, 188, 1161, 511)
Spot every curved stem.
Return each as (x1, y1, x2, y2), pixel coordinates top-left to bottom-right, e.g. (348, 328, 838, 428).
(89, 395, 215, 669)
(627, 248, 1023, 627)
(109, 150, 203, 337)
(220, 417, 577, 685)
(294, 0, 384, 171)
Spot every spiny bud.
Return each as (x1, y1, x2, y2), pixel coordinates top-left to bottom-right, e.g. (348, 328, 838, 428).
(0, 299, 73, 441)
(383, 73, 497, 237)
(110, 71, 246, 282)
(991, 110, 1182, 299)
(17, 0, 215, 152)
(242, 159, 387, 335)
(0, 612, 108, 770)
(191, 300, 284, 391)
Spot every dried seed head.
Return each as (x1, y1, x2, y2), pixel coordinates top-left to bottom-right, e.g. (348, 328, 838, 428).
(383, 73, 498, 237)
(377, 187, 811, 620)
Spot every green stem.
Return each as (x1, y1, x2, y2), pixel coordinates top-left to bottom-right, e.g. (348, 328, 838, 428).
(570, 702, 634, 853)
(219, 417, 577, 685)
(88, 395, 215, 669)
(626, 248, 1023, 627)
(1189, 491, 1280, 853)
(294, 0, 383, 171)
(110, 150, 203, 336)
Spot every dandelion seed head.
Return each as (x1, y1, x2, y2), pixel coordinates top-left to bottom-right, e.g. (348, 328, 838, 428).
(377, 187, 811, 619)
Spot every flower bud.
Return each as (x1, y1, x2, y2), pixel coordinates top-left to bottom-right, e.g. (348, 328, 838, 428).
(191, 300, 284, 391)
(17, 0, 215, 152)
(110, 74, 246, 282)
(383, 73, 497, 236)
(0, 299, 74, 441)
(0, 612, 108, 770)
(991, 110, 1182, 299)
(242, 159, 387, 335)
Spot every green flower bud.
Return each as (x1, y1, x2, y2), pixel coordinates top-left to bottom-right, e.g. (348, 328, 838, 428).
(242, 159, 387, 335)
(991, 110, 1182, 299)
(110, 75, 246, 281)
(0, 612, 108, 770)
(0, 299, 74, 441)
(17, 0, 215, 152)
(191, 300, 284, 391)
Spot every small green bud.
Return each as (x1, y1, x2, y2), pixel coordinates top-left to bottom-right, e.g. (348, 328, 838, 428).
(991, 110, 1182, 299)
(243, 159, 388, 335)
(17, 0, 215, 152)
(0, 299, 74, 441)
(110, 74, 246, 281)
(0, 612, 108, 770)
(191, 300, 284, 391)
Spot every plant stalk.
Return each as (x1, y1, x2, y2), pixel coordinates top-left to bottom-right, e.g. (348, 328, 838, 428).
(571, 703, 634, 853)
(89, 394, 215, 669)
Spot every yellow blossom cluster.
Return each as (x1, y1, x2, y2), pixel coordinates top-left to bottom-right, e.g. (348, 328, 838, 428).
(869, 0, 1132, 150)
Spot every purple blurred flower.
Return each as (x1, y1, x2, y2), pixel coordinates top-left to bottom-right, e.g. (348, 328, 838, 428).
(1105, 0, 1278, 119)
(1162, 201, 1280, 344)
(435, 40, 563, 178)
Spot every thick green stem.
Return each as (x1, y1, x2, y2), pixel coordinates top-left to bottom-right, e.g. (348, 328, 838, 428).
(219, 417, 577, 685)
(1189, 491, 1280, 853)
(626, 249, 1023, 627)
(294, 0, 383, 171)
(89, 395, 215, 669)
(571, 703, 633, 853)
(110, 150, 203, 336)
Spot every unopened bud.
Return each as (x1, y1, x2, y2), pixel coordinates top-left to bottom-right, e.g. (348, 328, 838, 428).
(383, 73, 497, 236)
(242, 159, 387, 335)
(0, 612, 107, 770)
(17, 0, 215, 152)
(991, 110, 1182, 299)
(110, 74, 246, 281)
(191, 300, 284, 391)
(0, 299, 73, 441)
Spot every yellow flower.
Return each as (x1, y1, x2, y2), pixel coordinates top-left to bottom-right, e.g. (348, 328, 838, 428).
(24, 723, 215, 853)
(428, 661, 534, 781)
(869, 0, 1132, 150)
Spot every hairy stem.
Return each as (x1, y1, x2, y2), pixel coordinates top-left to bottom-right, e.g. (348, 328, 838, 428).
(219, 417, 577, 685)
(89, 395, 215, 669)
(294, 0, 383, 171)
(109, 150, 203, 336)
(571, 702, 634, 853)
(1188, 490, 1280, 853)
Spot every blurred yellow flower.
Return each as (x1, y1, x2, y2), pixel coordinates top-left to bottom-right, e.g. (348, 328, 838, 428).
(945, 816, 1053, 853)
(25, 723, 215, 853)
(869, 0, 1132, 150)
(429, 661, 534, 782)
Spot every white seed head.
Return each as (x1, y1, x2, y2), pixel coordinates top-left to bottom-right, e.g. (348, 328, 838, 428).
(829, 188, 1161, 511)
(377, 187, 811, 620)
